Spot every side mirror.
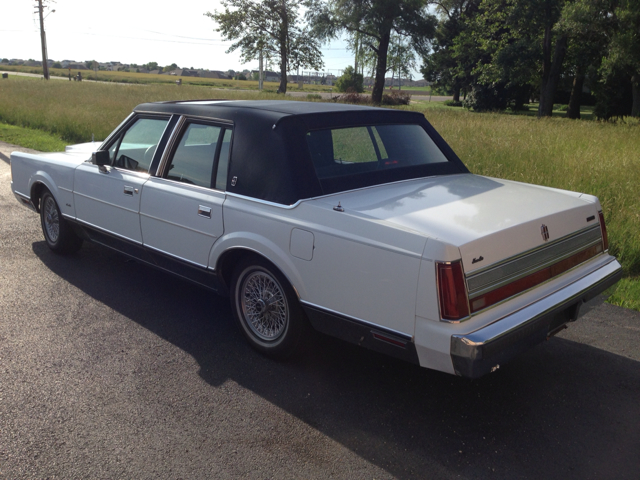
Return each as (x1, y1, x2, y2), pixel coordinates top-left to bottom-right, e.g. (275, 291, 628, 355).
(92, 150, 110, 166)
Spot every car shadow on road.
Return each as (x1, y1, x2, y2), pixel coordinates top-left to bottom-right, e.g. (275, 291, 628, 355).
(34, 241, 640, 480)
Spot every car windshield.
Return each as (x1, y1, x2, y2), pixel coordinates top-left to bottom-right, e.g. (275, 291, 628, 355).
(306, 124, 449, 180)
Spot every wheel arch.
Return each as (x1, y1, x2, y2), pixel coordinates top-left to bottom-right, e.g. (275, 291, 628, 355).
(214, 244, 304, 301)
(29, 173, 59, 213)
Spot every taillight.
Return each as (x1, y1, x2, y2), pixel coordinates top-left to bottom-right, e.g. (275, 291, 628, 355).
(437, 261, 469, 321)
(598, 211, 609, 251)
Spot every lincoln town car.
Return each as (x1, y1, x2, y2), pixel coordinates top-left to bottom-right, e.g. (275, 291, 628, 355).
(10, 100, 622, 378)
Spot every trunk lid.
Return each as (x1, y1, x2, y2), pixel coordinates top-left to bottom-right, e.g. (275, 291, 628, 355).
(311, 174, 601, 274)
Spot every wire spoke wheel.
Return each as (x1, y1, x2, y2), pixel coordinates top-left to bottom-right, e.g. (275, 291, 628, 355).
(240, 269, 288, 342)
(39, 190, 83, 254)
(42, 195, 60, 243)
(231, 257, 309, 359)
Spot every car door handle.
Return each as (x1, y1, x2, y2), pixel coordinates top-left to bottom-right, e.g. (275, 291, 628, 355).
(124, 186, 134, 196)
(198, 205, 212, 218)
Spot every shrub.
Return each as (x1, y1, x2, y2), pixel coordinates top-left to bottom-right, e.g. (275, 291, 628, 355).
(332, 89, 370, 104)
(306, 94, 322, 100)
(335, 66, 364, 93)
(381, 90, 411, 105)
(444, 100, 463, 107)
(463, 84, 509, 111)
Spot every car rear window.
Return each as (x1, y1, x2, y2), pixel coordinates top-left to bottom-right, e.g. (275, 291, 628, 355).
(306, 124, 449, 180)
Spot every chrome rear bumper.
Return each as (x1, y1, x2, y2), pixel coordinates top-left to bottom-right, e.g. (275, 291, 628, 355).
(450, 257, 622, 379)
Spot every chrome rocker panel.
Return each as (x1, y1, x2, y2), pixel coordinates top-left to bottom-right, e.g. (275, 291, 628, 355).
(450, 257, 623, 379)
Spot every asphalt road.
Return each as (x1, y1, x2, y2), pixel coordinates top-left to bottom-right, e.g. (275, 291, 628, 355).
(1, 141, 639, 479)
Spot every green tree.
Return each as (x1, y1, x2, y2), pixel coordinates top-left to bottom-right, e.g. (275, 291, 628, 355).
(206, 0, 323, 94)
(387, 34, 416, 89)
(335, 65, 364, 92)
(600, 0, 640, 117)
(308, 0, 437, 103)
(421, 0, 480, 101)
(556, 0, 612, 119)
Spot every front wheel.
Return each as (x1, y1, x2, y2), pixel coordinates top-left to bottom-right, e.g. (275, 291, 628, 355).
(231, 257, 308, 359)
(40, 190, 83, 254)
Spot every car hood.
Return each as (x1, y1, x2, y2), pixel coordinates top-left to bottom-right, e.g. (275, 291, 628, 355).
(65, 141, 102, 155)
(311, 174, 600, 273)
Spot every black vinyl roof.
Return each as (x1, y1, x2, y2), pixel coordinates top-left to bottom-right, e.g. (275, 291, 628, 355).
(134, 99, 427, 126)
(132, 100, 468, 205)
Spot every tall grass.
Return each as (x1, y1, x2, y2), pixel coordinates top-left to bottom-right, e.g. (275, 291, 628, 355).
(1, 77, 638, 294)
(0, 76, 287, 143)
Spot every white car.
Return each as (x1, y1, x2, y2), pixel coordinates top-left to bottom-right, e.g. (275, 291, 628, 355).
(10, 100, 622, 378)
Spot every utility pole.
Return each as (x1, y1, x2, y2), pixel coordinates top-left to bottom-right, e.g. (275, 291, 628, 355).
(354, 32, 359, 74)
(36, 0, 49, 80)
(258, 50, 263, 91)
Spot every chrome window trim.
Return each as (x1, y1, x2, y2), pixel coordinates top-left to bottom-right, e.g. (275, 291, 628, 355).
(156, 115, 234, 180)
(466, 225, 603, 298)
(225, 191, 304, 209)
(157, 115, 187, 177)
(144, 175, 228, 194)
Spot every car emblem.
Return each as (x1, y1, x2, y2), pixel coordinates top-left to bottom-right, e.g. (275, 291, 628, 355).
(541, 224, 550, 241)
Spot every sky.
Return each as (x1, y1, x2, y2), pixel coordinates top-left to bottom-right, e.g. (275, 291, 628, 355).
(1, 0, 360, 76)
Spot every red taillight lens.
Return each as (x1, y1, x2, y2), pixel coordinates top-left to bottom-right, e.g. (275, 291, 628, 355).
(437, 261, 469, 321)
(598, 211, 609, 251)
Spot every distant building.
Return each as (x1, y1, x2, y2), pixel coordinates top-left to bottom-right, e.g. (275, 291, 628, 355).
(199, 70, 232, 80)
(251, 70, 280, 82)
(67, 62, 88, 70)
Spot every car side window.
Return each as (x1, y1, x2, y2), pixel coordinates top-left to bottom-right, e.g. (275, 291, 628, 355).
(111, 118, 169, 173)
(167, 123, 223, 188)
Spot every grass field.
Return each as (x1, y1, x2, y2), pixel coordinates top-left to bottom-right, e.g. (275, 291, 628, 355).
(0, 64, 335, 92)
(1, 76, 638, 310)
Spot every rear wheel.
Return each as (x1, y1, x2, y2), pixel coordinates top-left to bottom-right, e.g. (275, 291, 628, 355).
(40, 190, 83, 254)
(230, 257, 308, 359)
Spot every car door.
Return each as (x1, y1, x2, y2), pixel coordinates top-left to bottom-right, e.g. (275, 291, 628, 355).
(73, 116, 171, 244)
(139, 120, 232, 269)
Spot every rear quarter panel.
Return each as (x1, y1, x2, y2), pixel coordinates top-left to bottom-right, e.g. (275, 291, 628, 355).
(213, 197, 428, 336)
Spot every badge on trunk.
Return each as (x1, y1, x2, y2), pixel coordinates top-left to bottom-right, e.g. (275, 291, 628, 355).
(541, 224, 550, 241)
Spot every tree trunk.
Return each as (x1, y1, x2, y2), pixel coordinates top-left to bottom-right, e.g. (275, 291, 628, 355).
(538, 34, 568, 117)
(566, 66, 585, 119)
(277, 0, 288, 94)
(538, 23, 552, 117)
(632, 74, 640, 118)
(278, 54, 288, 93)
(371, 29, 391, 104)
(453, 86, 460, 102)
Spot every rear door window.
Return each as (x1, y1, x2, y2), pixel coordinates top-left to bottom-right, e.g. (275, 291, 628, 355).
(164, 122, 231, 189)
